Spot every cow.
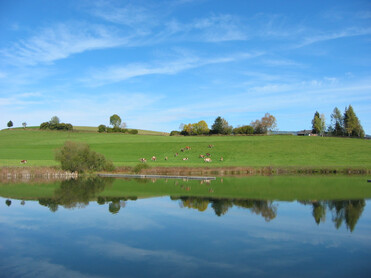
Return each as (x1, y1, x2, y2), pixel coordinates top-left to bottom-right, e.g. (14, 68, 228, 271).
(151, 156, 157, 161)
(165, 156, 168, 160)
(20, 160, 27, 164)
(139, 158, 147, 163)
(205, 153, 211, 157)
(185, 146, 191, 150)
(182, 157, 188, 161)
(180, 148, 185, 152)
(220, 157, 224, 162)
(199, 154, 205, 158)
(204, 158, 212, 163)
(208, 144, 214, 148)
(174, 152, 179, 157)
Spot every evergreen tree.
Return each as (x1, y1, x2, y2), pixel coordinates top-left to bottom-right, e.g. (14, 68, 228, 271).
(211, 116, 232, 134)
(344, 105, 364, 137)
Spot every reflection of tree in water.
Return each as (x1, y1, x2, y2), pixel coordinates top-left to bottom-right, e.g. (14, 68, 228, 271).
(312, 201, 326, 225)
(38, 177, 114, 212)
(300, 199, 366, 232)
(328, 200, 365, 232)
(174, 196, 277, 221)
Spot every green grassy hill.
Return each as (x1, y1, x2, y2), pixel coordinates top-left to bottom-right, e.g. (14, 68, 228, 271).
(0, 129, 370, 168)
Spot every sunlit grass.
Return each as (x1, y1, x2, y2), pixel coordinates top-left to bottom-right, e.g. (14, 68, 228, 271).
(0, 129, 370, 168)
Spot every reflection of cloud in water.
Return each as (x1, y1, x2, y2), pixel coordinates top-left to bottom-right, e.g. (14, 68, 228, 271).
(0, 256, 104, 278)
(79, 236, 264, 276)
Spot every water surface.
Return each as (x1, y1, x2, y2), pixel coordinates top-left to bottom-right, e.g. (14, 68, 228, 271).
(0, 176, 370, 277)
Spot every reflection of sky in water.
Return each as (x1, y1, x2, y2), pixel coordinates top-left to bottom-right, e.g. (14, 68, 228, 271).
(0, 197, 370, 277)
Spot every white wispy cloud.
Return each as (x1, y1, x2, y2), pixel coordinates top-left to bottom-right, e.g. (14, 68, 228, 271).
(296, 27, 371, 48)
(82, 51, 261, 86)
(88, 0, 156, 29)
(0, 22, 128, 66)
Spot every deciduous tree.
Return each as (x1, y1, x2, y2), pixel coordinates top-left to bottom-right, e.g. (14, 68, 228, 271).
(7, 120, 13, 128)
(110, 114, 122, 128)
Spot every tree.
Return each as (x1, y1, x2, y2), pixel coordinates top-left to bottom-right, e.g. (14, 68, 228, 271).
(7, 120, 13, 128)
(22, 122, 27, 129)
(50, 116, 60, 125)
(260, 113, 277, 134)
(192, 120, 209, 135)
(250, 113, 277, 134)
(250, 119, 263, 134)
(110, 114, 122, 128)
(211, 116, 232, 134)
(344, 105, 364, 137)
(313, 113, 326, 136)
(330, 107, 344, 136)
(311, 111, 320, 134)
(98, 124, 107, 133)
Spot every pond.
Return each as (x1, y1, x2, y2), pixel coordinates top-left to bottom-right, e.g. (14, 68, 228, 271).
(0, 176, 370, 277)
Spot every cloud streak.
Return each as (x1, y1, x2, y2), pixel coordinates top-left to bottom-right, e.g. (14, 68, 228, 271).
(0, 22, 128, 66)
(82, 51, 262, 86)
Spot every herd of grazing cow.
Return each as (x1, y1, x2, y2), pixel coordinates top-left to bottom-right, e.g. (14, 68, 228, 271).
(139, 145, 223, 163)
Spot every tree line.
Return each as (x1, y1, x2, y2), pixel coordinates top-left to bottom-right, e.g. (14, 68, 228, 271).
(171, 113, 277, 136)
(311, 105, 365, 137)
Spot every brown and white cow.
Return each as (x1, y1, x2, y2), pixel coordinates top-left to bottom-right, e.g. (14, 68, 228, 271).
(139, 158, 147, 163)
(151, 156, 157, 161)
(182, 158, 188, 161)
(204, 158, 212, 163)
(20, 160, 27, 164)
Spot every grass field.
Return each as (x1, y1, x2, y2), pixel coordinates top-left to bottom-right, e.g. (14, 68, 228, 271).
(0, 129, 370, 168)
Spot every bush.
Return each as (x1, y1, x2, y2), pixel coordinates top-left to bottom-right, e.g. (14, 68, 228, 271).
(40, 122, 50, 130)
(133, 163, 150, 174)
(170, 130, 181, 136)
(55, 141, 115, 173)
(98, 124, 107, 133)
(233, 125, 254, 135)
(129, 129, 138, 134)
(121, 128, 128, 133)
(40, 122, 73, 131)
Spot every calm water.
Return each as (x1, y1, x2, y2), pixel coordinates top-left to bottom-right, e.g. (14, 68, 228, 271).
(0, 176, 371, 277)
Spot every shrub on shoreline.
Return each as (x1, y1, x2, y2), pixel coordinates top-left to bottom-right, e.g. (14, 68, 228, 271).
(55, 141, 115, 173)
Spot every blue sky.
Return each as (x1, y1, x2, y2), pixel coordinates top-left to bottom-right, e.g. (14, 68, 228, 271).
(0, 0, 370, 133)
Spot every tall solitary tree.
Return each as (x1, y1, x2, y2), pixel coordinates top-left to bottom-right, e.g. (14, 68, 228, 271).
(110, 114, 122, 128)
